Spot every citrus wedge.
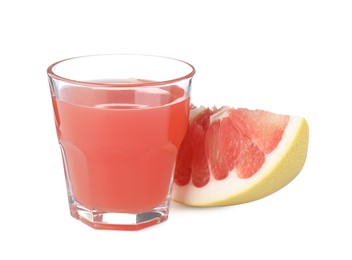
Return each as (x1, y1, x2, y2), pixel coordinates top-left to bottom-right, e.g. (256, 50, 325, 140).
(172, 106, 309, 206)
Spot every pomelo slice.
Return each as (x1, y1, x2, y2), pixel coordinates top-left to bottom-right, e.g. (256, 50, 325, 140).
(172, 106, 309, 206)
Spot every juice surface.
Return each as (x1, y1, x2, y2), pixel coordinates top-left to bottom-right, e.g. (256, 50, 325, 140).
(52, 84, 190, 213)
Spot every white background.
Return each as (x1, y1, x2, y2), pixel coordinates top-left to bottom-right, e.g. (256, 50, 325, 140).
(1, 0, 351, 259)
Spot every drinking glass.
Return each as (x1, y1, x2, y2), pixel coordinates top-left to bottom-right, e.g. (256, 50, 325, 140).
(47, 54, 195, 230)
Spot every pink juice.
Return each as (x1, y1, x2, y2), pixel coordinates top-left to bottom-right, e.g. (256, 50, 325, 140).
(52, 84, 190, 213)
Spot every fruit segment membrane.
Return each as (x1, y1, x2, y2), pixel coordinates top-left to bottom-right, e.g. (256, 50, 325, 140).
(52, 83, 190, 213)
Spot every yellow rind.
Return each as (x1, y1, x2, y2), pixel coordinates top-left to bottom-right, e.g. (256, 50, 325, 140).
(173, 117, 309, 207)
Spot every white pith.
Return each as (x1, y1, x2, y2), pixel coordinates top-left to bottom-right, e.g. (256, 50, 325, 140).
(172, 110, 303, 205)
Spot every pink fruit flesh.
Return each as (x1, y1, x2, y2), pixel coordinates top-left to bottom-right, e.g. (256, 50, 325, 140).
(205, 120, 229, 180)
(229, 109, 289, 154)
(174, 107, 289, 187)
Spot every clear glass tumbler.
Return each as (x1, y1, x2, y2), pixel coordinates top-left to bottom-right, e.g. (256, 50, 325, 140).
(47, 54, 195, 230)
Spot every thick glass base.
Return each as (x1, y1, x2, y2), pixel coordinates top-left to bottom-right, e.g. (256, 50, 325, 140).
(69, 200, 169, 230)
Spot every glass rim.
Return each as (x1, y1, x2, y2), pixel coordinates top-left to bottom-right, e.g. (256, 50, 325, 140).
(47, 53, 196, 88)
